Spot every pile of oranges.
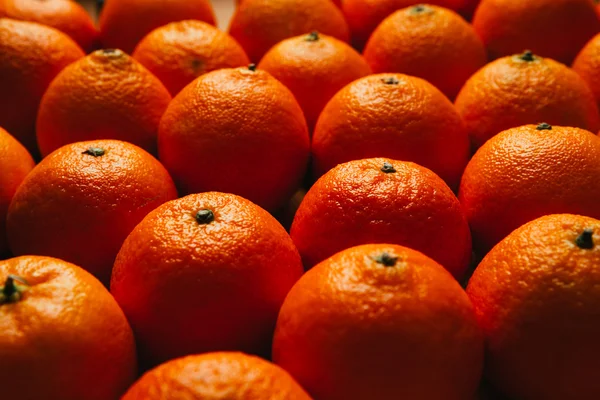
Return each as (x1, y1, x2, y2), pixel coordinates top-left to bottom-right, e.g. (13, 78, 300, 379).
(3, 0, 600, 399)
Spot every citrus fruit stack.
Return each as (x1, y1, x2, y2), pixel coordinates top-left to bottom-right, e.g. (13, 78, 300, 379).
(2, 0, 600, 399)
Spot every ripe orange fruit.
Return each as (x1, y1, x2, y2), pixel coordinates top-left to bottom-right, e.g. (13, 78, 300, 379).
(0, 127, 34, 257)
(291, 158, 472, 278)
(258, 31, 371, 131)
(312, 74, 470, 189)
(455, 51, 600, 150)
(7, 140, 177, 285)
(342, 0, 475, 49)
(473, 0, 600, 64)
(36, 48, 172, 157)
(229, 0, 350, 62)
(132, 20, 249, 96)
(122, 352, 311, 399)
(0, 18, 84, 155)
(467, 214, 600, 399)
(459, 123, 600, 254)
(98, 0, 216, 54)
(273, 243, 483, 400)
(573, 33, 600, 111)
(158, 65, 309, 212)
(363, 4, 486, 100)
(110, 192, 304, 366)
(0, 255, 137, 400)
(0, 0, 98, 52)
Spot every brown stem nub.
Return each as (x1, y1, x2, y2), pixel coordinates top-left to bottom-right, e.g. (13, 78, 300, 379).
(195, 209, 215, 225)
(372, 252, 399, 267)
(102, 48, 119, 54)
(536, 123, 552, 131)
(248, 63, 257, 72)
(305, 31, 320, 41)
(1, 275, 29, 304)
(82, 147, 105, 157)
(409, 4, 429, 14)
(519, 50, 535, 62)
(381, 76, 399, 85)
(576, 228, 594, 249)
(381, 161, 396, 173)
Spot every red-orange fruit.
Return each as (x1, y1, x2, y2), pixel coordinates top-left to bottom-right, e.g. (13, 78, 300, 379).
(0, 0, 98, 51)
(7, 140, 177, 285)
(132, 20, 249, 96)
(111, 192, 304, 366)
(273, 243, 483, 400)
(473, 0, 600, 64)
(98, 0, 216, 54)
(312, 73, 470, 189)
(467, 214, 600, 399)
(0, 18, 84, 155)
(228, 0, 350, 62)
(363, 4, 486, 100)
(158, 65, 310, 212)
(459, 124, 600, 254)
(258, 31, 371, 131)
(36, 48, 172, 157)
(290, 158, 472, 278)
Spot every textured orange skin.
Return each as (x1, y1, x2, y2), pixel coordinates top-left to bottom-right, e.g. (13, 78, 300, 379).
(228, 0, 350, 62)
(312, 74, 470, 189)
(0, 0, 98, 52)
(573, 33, 600, 112)
(36, 49, 172, 157)
(459, 125, 600, 254)
(159, 67, 310, 212)
(0, 18, 84, 155)
(273, 244, 483, 400)
(467, 214, 600, 400)
(290, 158, 472, 278)
(473, 0, 600, 64)
(122, 352, 311, 399)
(455, 53, 600, 150)
(7, 140, 177, 285)
(132, 20, 249, 96)
(99, 0, 216, 54)
(111, 192, 304, 366)
(258, 32, 371, 131)
(342, 0, 472, 49)
(0, 128, 34, 256)
(0, 256, 137, 400)
(363, 5, 486, 100)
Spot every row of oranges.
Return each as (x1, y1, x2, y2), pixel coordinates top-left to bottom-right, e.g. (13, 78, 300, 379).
(3, 0, 600, 399)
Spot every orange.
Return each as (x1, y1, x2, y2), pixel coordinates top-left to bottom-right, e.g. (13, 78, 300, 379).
(290, 158, 472, 278)
(122, 352, 311, 399)
(342, 0, 475, 49)
(0, 127, 34, 257)
(473, 0, 600, 64)
(228, 0, 350, 62)
(363, 4, 486, 100)
(132, 20, 249, 96)
(273, 243, 483, 400)
(158, 65, 310, 212)
(98, 0, 216, 54)
(0, 255, 137, 400)
(0, 18, 84, 155)
(312, 73, 470, 189)
(110, 192, 304, 366)
(0, 0, 98, 52)
(455, 50, 600, 150)
(459, 123, 600, 254)
(36, 48, 172, 157)
(6, 140, 177, 285)
(467, 214, 600, 399)
(258, 31, 371, 131)
(573, 33, 600, 112)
